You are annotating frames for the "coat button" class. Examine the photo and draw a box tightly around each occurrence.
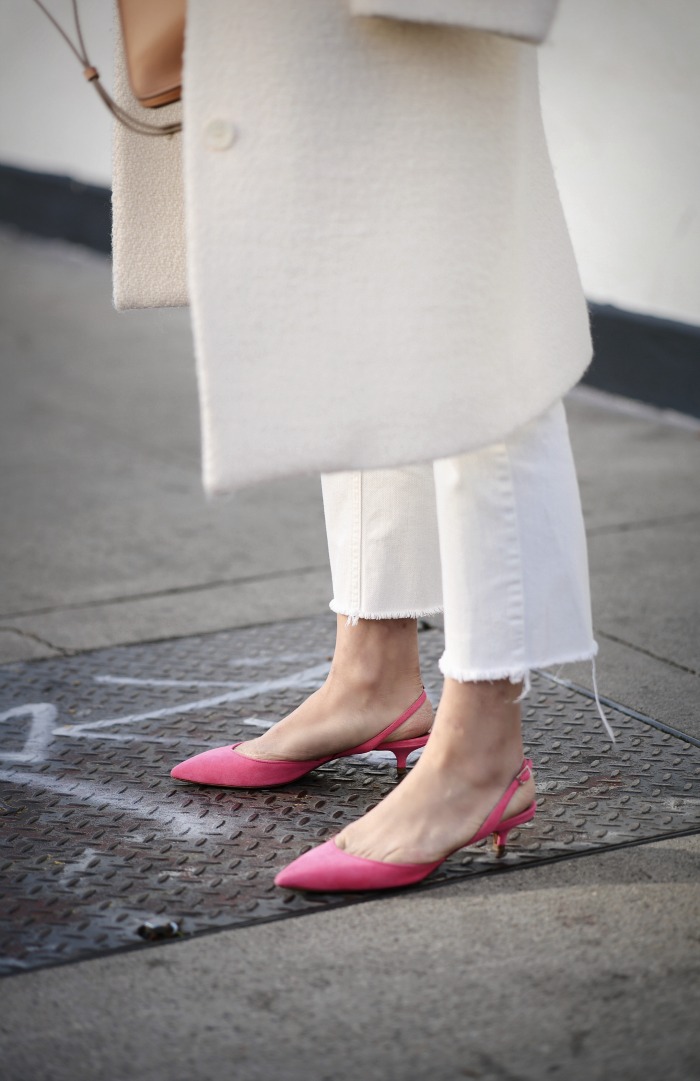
[204,118,237,151]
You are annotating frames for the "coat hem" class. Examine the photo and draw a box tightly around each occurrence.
[201,357,593,496]
[348,0,558,43]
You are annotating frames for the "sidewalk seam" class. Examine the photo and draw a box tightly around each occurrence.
[587,511,700,538]
[595,630,699,679]
[0,565,330,621]
[0,626,66,656]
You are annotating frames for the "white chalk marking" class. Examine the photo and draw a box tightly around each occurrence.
[60,730,212,747]
[52,662,330,737]
[94,675,248,690]
[0,703,58,762]
[0,769,225,841]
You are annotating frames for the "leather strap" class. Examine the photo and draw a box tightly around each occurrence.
[478,757,534,839]
[30,0,182,137]
[352,689,429,754]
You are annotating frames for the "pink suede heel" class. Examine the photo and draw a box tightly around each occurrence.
[376,736,429,776]
[274,758,536,892]
[170,690,429,787]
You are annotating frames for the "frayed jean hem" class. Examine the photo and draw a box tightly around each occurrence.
[437,642,599,685]
[329,600,444,627]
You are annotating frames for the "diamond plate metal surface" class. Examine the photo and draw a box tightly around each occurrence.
[0,615,698,975]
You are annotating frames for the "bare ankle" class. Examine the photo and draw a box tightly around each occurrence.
[328,615,423,697]
[428,677,524,779]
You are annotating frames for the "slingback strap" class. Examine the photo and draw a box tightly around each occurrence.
[346,689,428,756]
[30,0,182,137]
[515,760,533,786]
[476,758,534,841]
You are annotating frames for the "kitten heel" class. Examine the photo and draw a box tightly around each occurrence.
[377,735,431,777]
[491,799,538,859]
[392,746,411,776]
[492,828,509,859]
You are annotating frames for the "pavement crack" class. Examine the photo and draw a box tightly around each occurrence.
[0,564,330,621]
[587,510,700,537]
[596,630,699,677]
[0,625,67,655]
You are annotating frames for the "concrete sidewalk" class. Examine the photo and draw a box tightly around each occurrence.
[0,229,699,1080]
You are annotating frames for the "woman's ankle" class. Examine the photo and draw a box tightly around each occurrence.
[327,615,423,700]
[426,676,524,781]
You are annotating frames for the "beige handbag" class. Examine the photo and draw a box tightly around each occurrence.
[30,0,185,136]
[116,0,185,109]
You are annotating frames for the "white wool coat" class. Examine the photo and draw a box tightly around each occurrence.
[112,0,591,494]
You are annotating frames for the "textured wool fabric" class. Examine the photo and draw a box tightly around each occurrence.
[349,0,558,42]
[111,24,188,309]
[112,0,591,493]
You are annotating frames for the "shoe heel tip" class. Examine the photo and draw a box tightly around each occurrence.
[393,753,410,774]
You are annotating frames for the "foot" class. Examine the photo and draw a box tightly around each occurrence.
[237,682,432,762]
[334,678,536,864]
[236,616,433,763]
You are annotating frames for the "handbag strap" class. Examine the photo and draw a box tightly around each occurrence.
[30,0,182,137]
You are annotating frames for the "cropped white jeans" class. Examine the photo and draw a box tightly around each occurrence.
[321,400,598,690]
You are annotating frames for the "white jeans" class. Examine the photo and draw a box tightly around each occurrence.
[321,400,598,688]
